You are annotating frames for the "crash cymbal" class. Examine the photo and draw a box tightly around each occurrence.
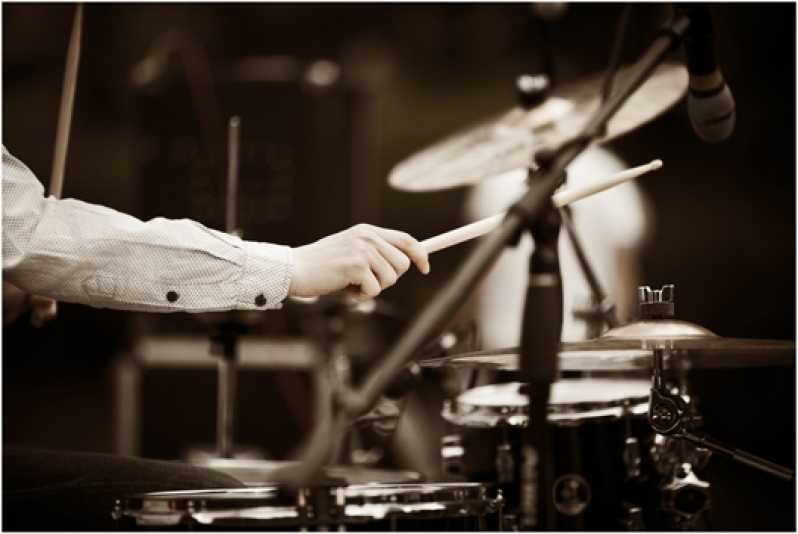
[419,319,795,371]
[389,61,687,191]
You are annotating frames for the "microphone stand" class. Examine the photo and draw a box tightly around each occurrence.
[517,201,562,530]
[283,8,696,515]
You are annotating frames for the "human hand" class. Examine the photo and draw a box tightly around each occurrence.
[2,281,58,327]
[289,224,430,301]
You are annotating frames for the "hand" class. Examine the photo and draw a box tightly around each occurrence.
[3,281,58,327]
[289,224,430,301]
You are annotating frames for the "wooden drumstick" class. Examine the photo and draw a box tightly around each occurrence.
[421,159,663,254]
[49,3,83,200]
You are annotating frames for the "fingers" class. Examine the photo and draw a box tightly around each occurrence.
[29,296,57,328]
[368,226,430,275]
[288,224,431,300]
[350,225,429,298]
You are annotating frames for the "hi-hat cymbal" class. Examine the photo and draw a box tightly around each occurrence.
[419,319,795,371]
[389,61,687,192]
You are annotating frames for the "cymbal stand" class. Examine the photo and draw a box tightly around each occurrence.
[211,322,247,458]
[212,116,244,459]
[560,205,620,339]
[639,292,795,528]
[648,375,795,482]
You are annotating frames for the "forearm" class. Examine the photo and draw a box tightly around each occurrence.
[2,148,293,313]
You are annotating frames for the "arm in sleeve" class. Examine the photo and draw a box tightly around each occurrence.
[2,146,292,312]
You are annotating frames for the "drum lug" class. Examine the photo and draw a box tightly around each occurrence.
[659,462,711,528]
[496,442,515,483]
[619,502,645,531]
[441,434,466,476]
[622,436,642,480]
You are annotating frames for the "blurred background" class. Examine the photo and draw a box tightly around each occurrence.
[2,3,794,530]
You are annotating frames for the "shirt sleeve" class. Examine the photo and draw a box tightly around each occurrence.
[2,146,293,313]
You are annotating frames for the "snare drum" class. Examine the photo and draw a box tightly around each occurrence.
[441,379,654,530]
[114,483,503,531]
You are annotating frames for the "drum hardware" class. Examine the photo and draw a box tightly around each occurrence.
[496,427,516,484]
[621,401,643,480]
[441,434,466,476]
[618,502,645,531]
[650,434,712,478]
[560,205,620,339]
[640,285,794,482]
[659,462,711,529]
[441,380,653,529]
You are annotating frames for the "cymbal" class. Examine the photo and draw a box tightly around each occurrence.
[389,61,687,191]
[419,346,654,372]
[565,319,796,369]
[419,319,795,371]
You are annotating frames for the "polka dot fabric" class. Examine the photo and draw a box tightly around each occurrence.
[2,146,292,312]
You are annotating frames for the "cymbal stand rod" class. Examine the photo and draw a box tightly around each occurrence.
[213,328,240,459]
[212,117,245,460]
[560,205,619,336]
[226,116,241,235]
[652,348,665,391]
[681,429,794,482]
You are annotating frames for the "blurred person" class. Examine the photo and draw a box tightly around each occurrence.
[393,146,651,481]
[2,145,430,531]
[464,145,649,350]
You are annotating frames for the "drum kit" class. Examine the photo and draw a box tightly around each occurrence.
[114,8,795,532]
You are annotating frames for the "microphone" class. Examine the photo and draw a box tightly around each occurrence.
[676,4,736,142]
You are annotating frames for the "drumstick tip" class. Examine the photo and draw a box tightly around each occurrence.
[649,159,663,170]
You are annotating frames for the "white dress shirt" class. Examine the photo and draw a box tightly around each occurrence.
[2,146,292,312]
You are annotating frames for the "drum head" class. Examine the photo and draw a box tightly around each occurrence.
[442,379,651,428]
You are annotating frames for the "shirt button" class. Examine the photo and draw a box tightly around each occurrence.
[254,294,267,307]
[166,291,179,303]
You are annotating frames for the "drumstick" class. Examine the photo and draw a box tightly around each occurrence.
[422,159,663,254]
[49,3,83,200]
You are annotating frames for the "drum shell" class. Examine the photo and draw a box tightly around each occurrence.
[442,380,659,530]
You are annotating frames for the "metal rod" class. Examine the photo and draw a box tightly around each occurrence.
[226,116,241,235]
[217,353,237,459]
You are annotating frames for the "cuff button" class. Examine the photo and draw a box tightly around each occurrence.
[254,294,267,307]
[166,291,179,302]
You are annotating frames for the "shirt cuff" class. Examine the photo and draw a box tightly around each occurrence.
[239,241,293,309]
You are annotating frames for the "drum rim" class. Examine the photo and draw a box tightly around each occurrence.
[114,482,504,527]
[442,380,651,428]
